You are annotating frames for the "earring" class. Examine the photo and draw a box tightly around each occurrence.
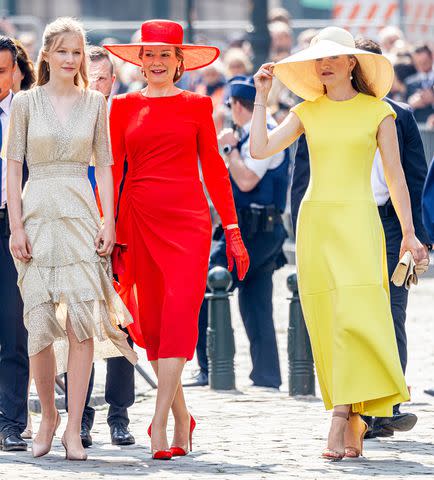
[177,65,180,75]
[350,74,353,80]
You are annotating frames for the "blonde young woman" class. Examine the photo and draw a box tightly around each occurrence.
[250,27,427,460]
[7,17,137,461]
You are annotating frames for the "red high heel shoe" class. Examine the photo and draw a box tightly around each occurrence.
[147,424,172,460]
[170,415,196,457]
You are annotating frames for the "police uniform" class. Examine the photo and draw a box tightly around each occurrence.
[196,77,289,388]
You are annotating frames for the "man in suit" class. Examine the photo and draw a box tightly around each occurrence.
[0,36,29,452]
[290,39,431,439]
[64,46,136,448]
[405,45,434,124]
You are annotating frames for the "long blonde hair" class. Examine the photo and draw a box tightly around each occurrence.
[36,17,88,88]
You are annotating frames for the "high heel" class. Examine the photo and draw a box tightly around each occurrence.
[344,413,368,458]
[61,434,88,461]
[147,423,172,460]
[32,411,61,458]
[322,411,348,462]
[22,414,33,439]
[170,415,196,457]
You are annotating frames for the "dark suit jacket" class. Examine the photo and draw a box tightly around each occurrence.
[290,97,430,244]
[422,157,434,241]
[405,71,434,123]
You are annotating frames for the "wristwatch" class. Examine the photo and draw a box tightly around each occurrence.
[223,144,236,155]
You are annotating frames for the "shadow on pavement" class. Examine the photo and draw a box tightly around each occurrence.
[0,447,280,476]
[307,458,434,477]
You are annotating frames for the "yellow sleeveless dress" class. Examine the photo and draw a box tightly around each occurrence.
[292,93,409,417]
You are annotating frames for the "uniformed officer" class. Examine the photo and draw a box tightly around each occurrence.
[186,76,289,388]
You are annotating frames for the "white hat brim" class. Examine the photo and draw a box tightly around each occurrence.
[274,40,394,101]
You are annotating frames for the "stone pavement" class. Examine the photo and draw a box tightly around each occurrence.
[1,265,434,479]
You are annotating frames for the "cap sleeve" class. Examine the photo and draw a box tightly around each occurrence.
[376,100,397,129]
[289,101,307,125]
[7,91,29,163]
[92,92,113,167]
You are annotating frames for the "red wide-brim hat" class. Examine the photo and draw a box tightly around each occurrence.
[104,20,220,71]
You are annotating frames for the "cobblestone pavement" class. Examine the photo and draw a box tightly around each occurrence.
[1,265,433,479]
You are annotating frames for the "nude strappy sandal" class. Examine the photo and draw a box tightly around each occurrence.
[322,411,348,461]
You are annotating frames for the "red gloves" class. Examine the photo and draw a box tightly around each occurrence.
[224,227,250,281]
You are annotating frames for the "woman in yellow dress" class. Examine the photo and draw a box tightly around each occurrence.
[250,27,427,460]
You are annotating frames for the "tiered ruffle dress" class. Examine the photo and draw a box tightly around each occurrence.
[7,87,137,373]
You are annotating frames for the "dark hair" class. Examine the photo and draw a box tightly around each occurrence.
[413,44,432,57]
[355,38,382,55]
[349,57,377,97]
[13,39,35,90]
[87,45,114,75]
[138,46,185,83]
[0,35,17,64]
[344,39,380,97]
[232,96,254,112]
[394,62,417,83]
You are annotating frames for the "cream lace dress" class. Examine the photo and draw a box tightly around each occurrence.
[7,86,138,373]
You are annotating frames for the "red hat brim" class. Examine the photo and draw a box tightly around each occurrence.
[103,43,220,71]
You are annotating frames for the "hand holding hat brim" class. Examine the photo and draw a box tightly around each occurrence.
[273,39,394,101]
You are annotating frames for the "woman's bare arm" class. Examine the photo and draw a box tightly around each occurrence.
[250,109,304,159]
[378,115,426,262]
[249,62,304,159]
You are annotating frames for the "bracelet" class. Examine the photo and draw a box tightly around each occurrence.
[254,102,266,108]
[224,224,239,230]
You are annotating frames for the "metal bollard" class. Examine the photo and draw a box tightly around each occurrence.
[287,273,315,396]
[205,266,236,390]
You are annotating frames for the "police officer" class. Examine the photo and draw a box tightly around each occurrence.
[187,76,289,388]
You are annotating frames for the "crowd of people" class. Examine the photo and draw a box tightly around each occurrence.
[0,5,433,468]
[3,10,434,133]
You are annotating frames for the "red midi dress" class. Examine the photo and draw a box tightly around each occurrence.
[109,90,237,361]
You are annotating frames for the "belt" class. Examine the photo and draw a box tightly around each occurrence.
[237,205,282,236]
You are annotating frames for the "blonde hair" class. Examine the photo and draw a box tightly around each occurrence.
[223,48,253,76]
[36,17,88,88]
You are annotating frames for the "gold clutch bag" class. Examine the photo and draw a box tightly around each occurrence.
[391,251,429,290]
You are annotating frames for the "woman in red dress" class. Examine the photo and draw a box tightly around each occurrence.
[104,20,249,459]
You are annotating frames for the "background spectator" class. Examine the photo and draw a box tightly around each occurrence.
[223,48,253,78]
[12,39,36,92]
[378,26,405,55]
[406,45,434,124]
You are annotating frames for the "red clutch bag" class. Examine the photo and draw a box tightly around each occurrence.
[111,242,128,276]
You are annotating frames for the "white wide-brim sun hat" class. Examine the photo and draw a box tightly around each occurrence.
[273,27,394,101]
